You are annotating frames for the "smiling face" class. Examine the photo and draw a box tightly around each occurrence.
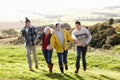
[44,28,51,36]
[55,23,61,31]
[25,22,31,28]
[75,24,81,30]
[75,21,81,30]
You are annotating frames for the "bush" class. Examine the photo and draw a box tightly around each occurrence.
[89,22,117,49]
[61,23,71,30]
[108,18,114,25]
[98,24,108,30]
[106,34,120,46]
[0,36,2,39]
[1,29,18,36]
[102,44,111,49]
[37,23,71,34]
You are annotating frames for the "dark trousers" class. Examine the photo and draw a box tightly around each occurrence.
[42,49,53,65]
[57,50,68,66]
[76,46,87,70]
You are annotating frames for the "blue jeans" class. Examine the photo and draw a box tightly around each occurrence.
[42,49,53,65]
[57,50,68,66]
[76,46,87,69]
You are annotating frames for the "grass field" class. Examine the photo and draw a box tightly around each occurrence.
[0,45,120,80]
[117,31,120,35]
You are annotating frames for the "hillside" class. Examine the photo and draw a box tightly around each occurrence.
[0,45,120,80]
[0,22,23,31]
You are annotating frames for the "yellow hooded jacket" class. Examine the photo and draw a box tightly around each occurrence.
[50,29,74,53]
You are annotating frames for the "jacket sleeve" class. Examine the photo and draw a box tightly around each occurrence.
[50,34,55,48]
[21,29,25,37]
[34,28,38,39]
[65,29,74,42]
[85,28,92,45]
[71,30,77,40]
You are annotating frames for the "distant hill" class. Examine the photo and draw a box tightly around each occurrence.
[0,22,23,31]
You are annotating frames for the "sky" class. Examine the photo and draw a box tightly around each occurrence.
[0,0,120,22]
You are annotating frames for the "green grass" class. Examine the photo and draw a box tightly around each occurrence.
[0,45,120,80]
[117,31,120,35]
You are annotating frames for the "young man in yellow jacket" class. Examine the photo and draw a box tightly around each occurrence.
[49,23,75,73]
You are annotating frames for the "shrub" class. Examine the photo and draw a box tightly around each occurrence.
[37,23,71,34]
[1,29,18,36]
[89,22,117,49]
[102,44,111,50]
[106,34,120,46]
[108,18,114,25]
[0,36,2,39]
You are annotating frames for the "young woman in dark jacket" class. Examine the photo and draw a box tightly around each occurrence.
[39,27,53,73]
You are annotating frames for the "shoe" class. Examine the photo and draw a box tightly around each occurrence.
[29,67,33,71]
[48,64,53,73]
[35,65,38,69]
[65,64,68,70]
[83,66,86,71]
[74,69,79,74]
[59,66,64,73]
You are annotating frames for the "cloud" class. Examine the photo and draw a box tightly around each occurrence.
[91,12,119,17]
[18,10,64,19]
[44,15,64,19]
[104,6,120,10]
[27,12,64,19]
[76,16,108,21]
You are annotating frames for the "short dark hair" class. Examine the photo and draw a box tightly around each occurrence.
[25,17,30,23]
[75,21,81,25]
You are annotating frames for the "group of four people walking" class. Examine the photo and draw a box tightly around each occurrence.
[21,18,92,74]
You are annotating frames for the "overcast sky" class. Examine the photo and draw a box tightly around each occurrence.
[0,0,120,21]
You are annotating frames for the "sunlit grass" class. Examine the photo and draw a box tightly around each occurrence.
[117,31,120,35]
[0,45,120,80]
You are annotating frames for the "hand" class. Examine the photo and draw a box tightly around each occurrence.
[34,39,37,44]
[74,40,78,44]
[82,43,86,47]
[47,45,52,50]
